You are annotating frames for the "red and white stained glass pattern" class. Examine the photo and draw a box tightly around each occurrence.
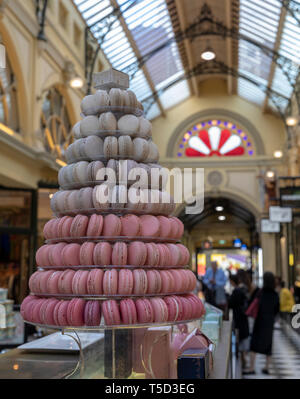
[177,120,254,157]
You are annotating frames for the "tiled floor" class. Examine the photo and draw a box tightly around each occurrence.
[243,322,300,379]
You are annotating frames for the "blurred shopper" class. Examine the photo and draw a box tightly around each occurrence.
[279,281,295,323]
[243,271,279,375]
[203,261,227,311]
[229,274,250,370]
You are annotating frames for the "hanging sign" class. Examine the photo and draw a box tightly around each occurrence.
[0,304,6,328]
[269,206,292,223]
[261,219,280,233]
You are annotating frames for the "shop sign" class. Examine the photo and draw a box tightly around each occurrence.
[261,219,280,233]
[269,206,292,223]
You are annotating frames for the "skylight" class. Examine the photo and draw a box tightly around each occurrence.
[238,0,282,107]
[74,0,190,119]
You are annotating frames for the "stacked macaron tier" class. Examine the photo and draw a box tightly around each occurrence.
[43,214,183,243]
[29,268,196,296]
[21,293,205,326]
[21,78,204,328]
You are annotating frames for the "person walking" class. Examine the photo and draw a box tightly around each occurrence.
[243,271,279,375]
[279,281,295,323]
[202,261,227,311]
[229,274,250,370]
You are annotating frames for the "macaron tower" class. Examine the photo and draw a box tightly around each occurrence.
[21,69,205,328]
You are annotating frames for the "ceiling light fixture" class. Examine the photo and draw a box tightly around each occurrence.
[201,44,215,61]
[274,150,283,158]
[286,116,298,126]
[218,215,226,221]
[70,77,84,89]
[216,206,224,212]
[266,170,275,179]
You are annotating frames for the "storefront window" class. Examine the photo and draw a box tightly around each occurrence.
[0,57,19,132]
[40,87,73,161]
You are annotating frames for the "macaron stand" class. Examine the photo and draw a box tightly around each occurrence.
[18,69,225,379]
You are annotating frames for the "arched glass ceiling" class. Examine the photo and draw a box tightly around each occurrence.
[75,0,300,119]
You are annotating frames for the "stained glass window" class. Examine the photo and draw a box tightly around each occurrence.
[177,119,254,157]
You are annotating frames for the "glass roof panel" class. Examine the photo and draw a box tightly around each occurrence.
[271,6,300,100]
[238,0,282,108]
[146,102,161,120]
[159,80,190,110]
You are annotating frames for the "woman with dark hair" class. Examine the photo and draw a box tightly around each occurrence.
[243,271,279,375]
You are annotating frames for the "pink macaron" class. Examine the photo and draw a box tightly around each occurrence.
[145,243,160,267]
[29,271,42,293]
[179,296,193,320]
[128,242,147,266]
[120,299,137,324]
[166,244,181,267]
[30,299,45,324]
[157,216,171,238]
[133,269,148,295]
[120,214,141,237]
[46,271,62,294]
[20,296,36,319]
[135,298,154,323]
[160,270,174,293]
[171,217,184,239]
[164,296,183,321]
[44,298,60,325]
[43,219,57,239]
[86,214,103,237]
[58,269,76,294]
[84,301,101,326]
[39,270,55,293]
[118,269,133,295]
[93,242,112,265]
[60,216,73,238]
[87,269,104,295]
[35,245,51,267]
[102,214,121,236]
[168,269,182,293]
[49,243,67,266]
[112,242,128,265]
[72,270,89,295]
[103,269,118,295]
[67,298,86,326]
[56,300,70,326]
[80,242,95,265]
[150,297,169,322]
[62,243,81,266]
[146,270,161,294]
[70,214,89,237]
[102,300,121,325]
[177,244,190,265]
[139,215,161,237]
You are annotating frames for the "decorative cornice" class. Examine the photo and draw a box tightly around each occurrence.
[0,129,60,171]
[159,156,283,169]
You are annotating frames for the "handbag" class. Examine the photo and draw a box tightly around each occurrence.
[245,291,261,319]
